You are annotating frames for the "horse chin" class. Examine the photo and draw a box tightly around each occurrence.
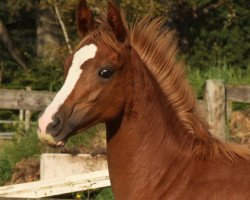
[37,130,68,148]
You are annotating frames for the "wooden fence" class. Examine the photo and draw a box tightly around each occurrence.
[0,79,250,140]
[0,86,53,138]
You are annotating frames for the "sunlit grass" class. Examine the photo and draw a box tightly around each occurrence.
[0,124,100,185]
[188,65,250,98]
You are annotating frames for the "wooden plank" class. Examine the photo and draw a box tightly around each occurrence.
[40,153,108,180]
[0,89,55,111]
[0,120,36,125]
[19,110,24,121]
[226,84,250,103]
[0,132,15,139]
[0,120,19,124]
[0,132,15,136]
[24,87,32,130]
[226,100,233,122]
[0,170,110,198]
[204,80,227,140]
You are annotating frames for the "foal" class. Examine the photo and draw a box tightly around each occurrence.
[38,1,250,199]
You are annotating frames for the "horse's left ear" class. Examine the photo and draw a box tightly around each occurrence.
[107,0,126,43]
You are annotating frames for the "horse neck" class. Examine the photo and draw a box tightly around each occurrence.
[106,50,195,198]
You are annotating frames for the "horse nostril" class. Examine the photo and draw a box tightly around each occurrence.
[51,117,61,128]
[46,115,63,136]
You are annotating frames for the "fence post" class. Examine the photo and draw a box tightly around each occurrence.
[226,100,233,123]
[25,86,32,130]
[19,110,24,121]
[204,79,227,140]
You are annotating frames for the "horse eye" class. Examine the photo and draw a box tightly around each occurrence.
[98,68,113,79]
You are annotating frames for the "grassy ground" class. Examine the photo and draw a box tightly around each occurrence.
[0,140,11,150]
[0,124,98,186]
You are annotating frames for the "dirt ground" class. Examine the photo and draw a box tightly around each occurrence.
[7,110,250,185]
[5,158,40,185]
[230,109,250,146]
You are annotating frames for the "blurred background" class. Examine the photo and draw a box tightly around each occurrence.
[0,0,249,199]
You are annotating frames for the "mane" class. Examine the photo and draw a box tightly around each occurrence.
[129,17,250,163]
[82,12,250,163]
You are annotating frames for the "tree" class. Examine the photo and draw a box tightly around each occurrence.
[36,0,63,60]
[0,19,27,70]
[0,0,248,90]
[165,0,250,68]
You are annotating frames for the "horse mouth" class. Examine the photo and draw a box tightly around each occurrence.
[37,129,68,148]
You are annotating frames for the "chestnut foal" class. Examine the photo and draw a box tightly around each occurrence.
[38,1,250,199]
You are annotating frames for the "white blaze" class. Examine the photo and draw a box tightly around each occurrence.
[38,44,97,133]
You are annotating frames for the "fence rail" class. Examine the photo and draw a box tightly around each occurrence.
[0,89,54,111]
[0,132,15,139]
[226,84,250,103]
[0,170,110,198]
[0,79,250,140]
[0,120,36,139]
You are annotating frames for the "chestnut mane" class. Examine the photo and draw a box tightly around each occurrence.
[130,17,250,163]
[78,12,250,163]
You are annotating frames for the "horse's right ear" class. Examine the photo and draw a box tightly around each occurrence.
[76,0,94,37]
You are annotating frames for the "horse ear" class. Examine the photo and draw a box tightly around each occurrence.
[77,0,94,36]
[107,0,126,42]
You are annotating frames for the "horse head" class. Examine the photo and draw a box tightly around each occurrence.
[38,0,131,147]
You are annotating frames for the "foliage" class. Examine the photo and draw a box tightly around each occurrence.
[188,64,250,98]
[74,187,114,200]
[166,0,250,68]
[0,0,36,71]
[95,187,114,200]
[120,0,167,20]
[0,124,98,185]
[188,64,250,111]
[0,126,42,185]
[0,0,249,90]
[0,159,11,185]
[66,126,99,149]
[0,127,42,168]
[0,110,18,132]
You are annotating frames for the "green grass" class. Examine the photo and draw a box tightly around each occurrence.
[0,159,11,185]
[188,65,250,98]
[73,187,114,200]
[95,188,114,200]
[0,124,98,185]
[66,126,99,149]
[0,125,42,163]
[0,140,11,150]
[188,65,250,110]
[0,126,42,185]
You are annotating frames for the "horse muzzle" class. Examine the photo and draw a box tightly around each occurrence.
[37,129,66,148]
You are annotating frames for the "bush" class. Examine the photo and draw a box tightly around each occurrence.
[0,124,99,185]
[74,187,114,200]
[188,65,250,98]
[95,188,114,200]
[0,159,11,185]
[0,126,42,185]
